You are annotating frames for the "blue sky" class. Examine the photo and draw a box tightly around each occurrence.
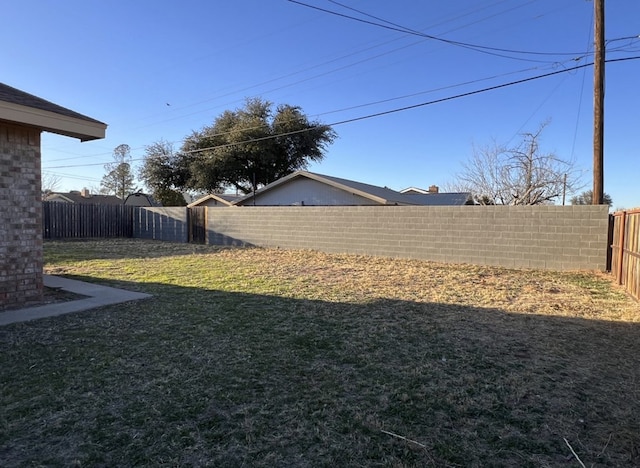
[4,0,639,208]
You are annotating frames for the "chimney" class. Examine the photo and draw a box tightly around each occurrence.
[428,185,439,194]
[81,187,91,198]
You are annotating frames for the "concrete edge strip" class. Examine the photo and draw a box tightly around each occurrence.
[0,275,152,326]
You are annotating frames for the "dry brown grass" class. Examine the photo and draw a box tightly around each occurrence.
[1,239,639,466]
[210,247,638,320]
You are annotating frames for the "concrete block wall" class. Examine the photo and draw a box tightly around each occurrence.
[0,122,43,310]
[206,205,610,270]
[133,207,189,243]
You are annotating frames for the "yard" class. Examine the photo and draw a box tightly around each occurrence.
[1,239,639,466]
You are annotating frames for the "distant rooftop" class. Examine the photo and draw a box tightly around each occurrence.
[44,191,123,205]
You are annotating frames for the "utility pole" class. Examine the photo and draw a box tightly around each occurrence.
[593,0,605,204]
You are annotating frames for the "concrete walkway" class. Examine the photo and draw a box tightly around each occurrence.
[0,275,152,326]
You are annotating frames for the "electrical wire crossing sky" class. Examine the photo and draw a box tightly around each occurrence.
[3,0,639,208]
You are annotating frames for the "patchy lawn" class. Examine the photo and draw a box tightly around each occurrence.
[1,239,639,466]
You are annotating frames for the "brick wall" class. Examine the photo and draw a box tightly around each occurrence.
[0,122,43,310]
[206,205,610,270]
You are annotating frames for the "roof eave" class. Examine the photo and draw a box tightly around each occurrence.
[235,171,399,206]
[47,194,74,203]
[188,194,234,207]
[0,101,106,141]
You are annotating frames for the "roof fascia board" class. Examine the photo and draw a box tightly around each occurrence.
[0,101,106,141]
[188,194,234,207]
[235,171,391,206]
[48,194,74,203]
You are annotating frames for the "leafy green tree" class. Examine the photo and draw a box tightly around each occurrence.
[139,140,187,206]
[100,144,137,200]
[570,190,612,207]
[178,98,336,194]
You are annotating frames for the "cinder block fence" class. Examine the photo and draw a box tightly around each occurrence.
[205,205,610,271]
[40,204,611,272]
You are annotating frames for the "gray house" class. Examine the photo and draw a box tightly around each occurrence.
[234,171,471,207]
[0,83,106,310]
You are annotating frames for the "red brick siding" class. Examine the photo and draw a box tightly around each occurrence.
[0,122,43,310]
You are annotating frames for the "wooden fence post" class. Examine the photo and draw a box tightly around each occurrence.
[606,214,614,272]
[617,211,626,285]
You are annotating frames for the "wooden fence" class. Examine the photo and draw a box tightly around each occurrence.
[188,206,206,244]
[43,202,134,239]
[610,208,640,301]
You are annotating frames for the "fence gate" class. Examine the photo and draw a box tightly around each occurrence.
[610,209,640,301]
[188,207,207,244]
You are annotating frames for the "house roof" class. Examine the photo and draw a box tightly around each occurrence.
[313,173,416,205]
[0,83,106,141]
[400,192,472,206]
[400,187,430,194]
[188,193,240,208]
[235,171,417,206]
[44,192,123,205]
[235,171,472,207]
[124,193,162,207]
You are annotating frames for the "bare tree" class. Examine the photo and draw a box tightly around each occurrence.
[41,172,61,196]
[455,122,582,205]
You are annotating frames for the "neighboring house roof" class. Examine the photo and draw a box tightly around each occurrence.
[217,193,242,202]
[400,187,430,194]
[400,192,472,206]
[0,82,106,141]
[124,193,162,207]
[188,193,240,208]
[44,192,123,205]
[313,173,415,205]
[233,171,469,206]
[235,171,418,206]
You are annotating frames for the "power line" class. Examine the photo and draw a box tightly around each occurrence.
[105,4,587,142]
[134,7,636,139]
[328,64,595,126]
[42,56,640,169]
[570,5,595,161]
[166,57,640,156]
[46,36,635,165]
[42,170,101,182]
[130,5,538,132]
[39,63,576,168]
[130,0,527,129]
[315,65,542,117]
[287,0,595,59]
[47,64,553,164]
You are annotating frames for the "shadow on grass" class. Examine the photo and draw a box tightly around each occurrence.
[43,238,237,263]
[1,276,639,467]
